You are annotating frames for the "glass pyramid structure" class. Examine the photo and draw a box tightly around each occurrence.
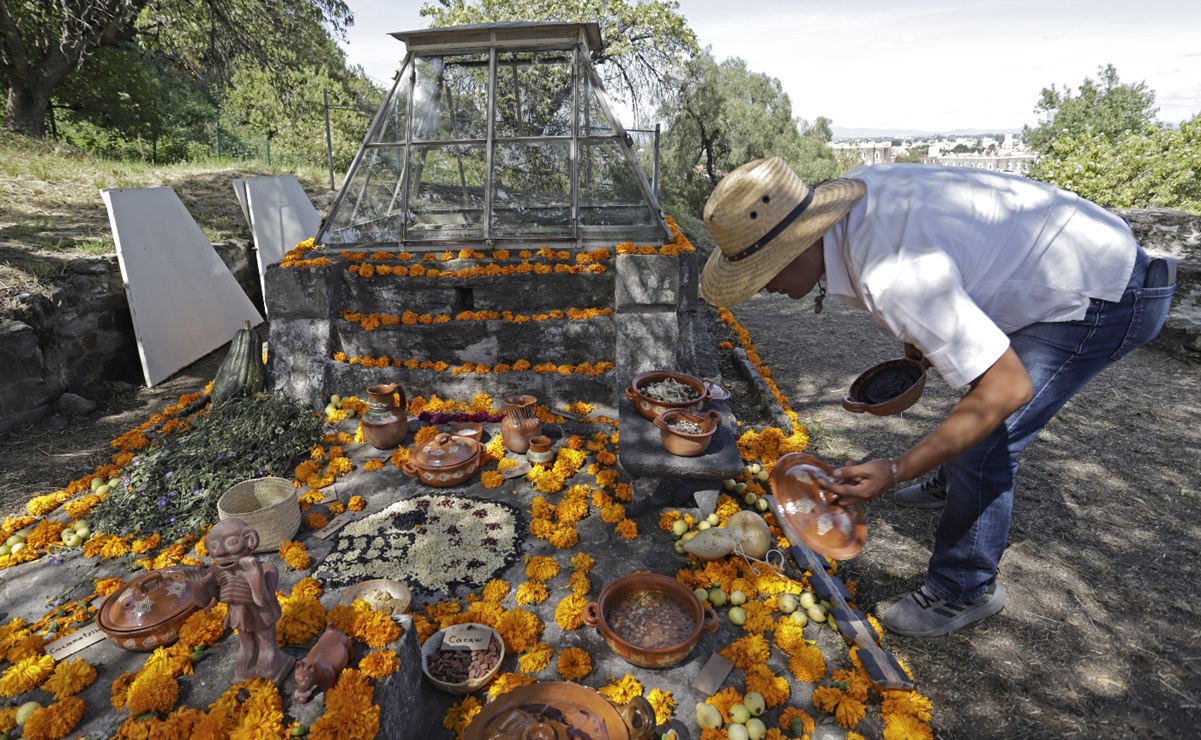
[318,22,670,248]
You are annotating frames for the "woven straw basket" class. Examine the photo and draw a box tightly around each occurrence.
[216,477,301,553]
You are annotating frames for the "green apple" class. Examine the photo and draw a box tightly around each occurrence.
[695,587,710,603]
[708,588,727,607]
[723,479,737,491]
[799,591,817,609]
[755,498,769,512]
[729,590,746,606]
[807,604,827,623]
[743,492,758,505]
[756,469,770,482]
[735,482,748,494]
[90,477,105,491]
[674,541,686,554]
[727,723,749,740]
[697,520,711,531]
[695,703,722,730]
[63,533,82,548]
[790,610,808,626]
[706,513,720,526]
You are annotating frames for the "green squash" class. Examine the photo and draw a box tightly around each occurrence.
[212,321,266,405]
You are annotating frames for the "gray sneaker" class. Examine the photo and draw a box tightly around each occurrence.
[881,582,1007,637]
[895,477,947,509]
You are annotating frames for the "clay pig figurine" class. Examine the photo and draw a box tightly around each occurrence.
[293,625,354,703]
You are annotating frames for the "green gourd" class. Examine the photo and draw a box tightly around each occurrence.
[212,321,266,405]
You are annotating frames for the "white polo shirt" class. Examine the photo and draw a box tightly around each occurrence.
[824,164,1137,388]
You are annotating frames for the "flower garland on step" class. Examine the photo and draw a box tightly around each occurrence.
[338,306,613,331]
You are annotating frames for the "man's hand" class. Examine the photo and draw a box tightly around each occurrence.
[827,458,895,505]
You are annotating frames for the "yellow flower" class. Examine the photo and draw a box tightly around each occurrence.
[524,555,560,581]
[518,642,553,674]
[358,650,400,679]
[720,633,771,671]
[310,669,379,740]
[481,579,510,603]
[788,643,827,683]
[600,502,626,523]
[598,674,643,704]
[348,495,366,511]
[486,671,536,700]
[306,513,329,530]
[41,658,97,700]
[556,647,592,681]
[553,594,587,631]
[480,471,504,489]
[110,672,135,710]
[812,686,866,730]
[0,707,15,734]
[570,552,595,573]
[126,671,179,715]
[778,706,815,735]
[745,664,790,707]
[833,668,871,701]
[647,687,676,726]
[705,686,744,723]
[494,608,543,654]
[567,571,591,597]
[547,526,579,549]
[615,519,638,539]
[22,696,86,740]
[883,713,934,740]
[180,603,228,647]
[442,695,482,734]
[881,689,934,722]
[515,581,549,605]
[0,653,55,697]
[279,540,311,570]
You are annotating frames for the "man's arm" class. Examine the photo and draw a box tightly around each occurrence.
[826,346,1034,504]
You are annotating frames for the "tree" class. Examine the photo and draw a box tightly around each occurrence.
[0,0,353,137]
[419,0,697,121]
[1024,64,1158,155]
[657,47,839,216]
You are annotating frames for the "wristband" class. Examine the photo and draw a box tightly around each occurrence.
[888,458,899,488]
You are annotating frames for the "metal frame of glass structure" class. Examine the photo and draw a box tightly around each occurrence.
[317,22,671,248]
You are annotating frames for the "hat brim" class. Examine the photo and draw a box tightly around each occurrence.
[701,178,866,307]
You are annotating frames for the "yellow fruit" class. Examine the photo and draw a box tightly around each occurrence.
[807,604,827,623]
[708,588,727,607]
[697,520,711,531]
[706,513,720,526]
[778,594,798,614]
[729,590,746,606]
[96,484,111,496]
[799,591,817,609]
[743,692,765,717]
[728,606,747,626]
[16,701,42,725]
[90,477,104,491]
[672,520,689,537]
[745,718,767,739]
[695,588,710,603]
[727,723,749,740]
[73,520,89,532]
[729,703,751,724]
[695,703,722,730]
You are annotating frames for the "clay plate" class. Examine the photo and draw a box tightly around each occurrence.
[842,358,928,416]
[463,681,656,740]
[769,453,867,559]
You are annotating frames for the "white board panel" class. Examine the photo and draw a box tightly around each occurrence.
[244,176,321,310]
[232,178,251,226]
[102,187,264,387]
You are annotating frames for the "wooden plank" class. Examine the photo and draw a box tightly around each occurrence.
[102,187,264,387]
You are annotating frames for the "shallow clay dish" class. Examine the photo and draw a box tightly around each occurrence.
[463,682,656,740]
[653,409,722,457]
[420,623,504,694]
[583,572,718,668]
[770,453,867,559]
[842,357,928,415]
[339,578,411,615]
[450,422,483,442]
[625,370,711,421]
[97,566,203,651]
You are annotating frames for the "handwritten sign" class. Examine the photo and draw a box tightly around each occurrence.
[501,460,532,479]
[442,624,492,651]
[313,511,363,540]
[46,622,106,660]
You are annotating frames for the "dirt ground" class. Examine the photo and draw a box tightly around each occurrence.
[3,291,1199,739]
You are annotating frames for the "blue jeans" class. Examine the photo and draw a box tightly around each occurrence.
[925,248,1175,603]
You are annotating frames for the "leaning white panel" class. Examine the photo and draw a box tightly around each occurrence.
[244,175,321,311]
[102,187,264,387]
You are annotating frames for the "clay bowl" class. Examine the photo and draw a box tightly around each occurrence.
[583,573,718,669]
[97,566,204,651]
[842,358,928,416]
[770,453,867,560]
[653,409,722,457]
[625,370,711,421]
[401,433,482,487]
[339,578,411,615]
[449,422,483,443]
[420,623,504,694]
[463,682,656,740]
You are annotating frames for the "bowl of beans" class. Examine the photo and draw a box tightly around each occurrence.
[583,573,718,668]
[421,623,505,694]
[652,409,722,457]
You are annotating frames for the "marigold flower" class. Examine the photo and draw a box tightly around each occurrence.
[306,513,329,530]
[279,541,311,570]
[598,674,643,704]
[883,713,934,740]
[813,685,865,729]
[518,642,553,674]
[556,647,592,681]
[441,695,482,735]
[705,686,744,723]
[524,555,560,581]
[552,594,587,631]
[548,526,579,548]
[515,581,549,605]
[126,671,179,715]
[481,579,511,604]
[494,608,543,654]
[646,687,676,726]
[358,649,400,679]
[41,658,97,700]
[615,519,638,539]
[180,603,228,648]
[22,695,86,740]
[0,653,54,697]
[881,689,934,722]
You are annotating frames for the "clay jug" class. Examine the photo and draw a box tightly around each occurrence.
[361,383,409,450]
[501,394,541,454]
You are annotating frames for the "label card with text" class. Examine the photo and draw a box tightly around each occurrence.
[46,622,106,660]
[501,460,532,479]
[313,510,363,540]
[442,623,492,651]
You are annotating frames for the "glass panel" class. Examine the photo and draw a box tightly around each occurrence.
[411,53,489,141]
[578,67,614,137]
[407,144,486,239]
[490,142,572,237]
[578,138,654,227]
[494,50,573,138]
[323,147,405,244]
[377,63,411,144]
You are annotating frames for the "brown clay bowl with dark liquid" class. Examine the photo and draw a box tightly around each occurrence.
[625,370,711,421]
[842,357,928,416]
[583,573,718,669]
[770,453,868,560]
[652,409,722,457]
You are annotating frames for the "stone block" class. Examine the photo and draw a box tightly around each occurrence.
[54,392,97,417]
[678,250,700,312]
[675,311,698,376]
[0,320,44,380]
[268,318,333,409]
[617,398,744,487]
[615,311,678,381]
[266,262,335,319]
[615,254,679,310]
[473,272,614,312]
[378,615,442,737]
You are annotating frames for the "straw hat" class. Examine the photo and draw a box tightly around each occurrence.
[700,157,866,307]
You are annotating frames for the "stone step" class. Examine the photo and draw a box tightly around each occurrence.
[617,397,744,482]
[334,316,615,368]
[321,358,617,409]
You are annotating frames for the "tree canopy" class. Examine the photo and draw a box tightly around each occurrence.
[1024,64,1158,154]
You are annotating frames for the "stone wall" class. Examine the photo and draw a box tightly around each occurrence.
[1116,208,1201,355]
[0,241,261,436]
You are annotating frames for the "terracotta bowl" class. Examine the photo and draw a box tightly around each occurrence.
[463,682,656,740]
[97,566,204,651]
[401,433,482,487]
[842,358,928,416]
[449,422,483,442]
[583,573,718,669]
[420,623,504,694]
[625,370,711,421]
[770,453,867,560]
[653,409,722,457]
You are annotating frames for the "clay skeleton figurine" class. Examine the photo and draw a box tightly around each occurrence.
[187,518,295,685]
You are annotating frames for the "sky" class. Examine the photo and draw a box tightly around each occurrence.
[338,0,1201,134]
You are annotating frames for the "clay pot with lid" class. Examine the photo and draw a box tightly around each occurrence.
[653,409,722,457]
[361,382,409,449]
[402,433,482,487]
[463,681,655,740]
[501,394,541,453]
[770,453,867,559]
[97,566,204,651]
[625,370,711,421]
[583,572,718,669]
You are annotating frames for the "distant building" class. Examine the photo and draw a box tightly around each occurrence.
[923,151,1038,175]
[830,142,895,166]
